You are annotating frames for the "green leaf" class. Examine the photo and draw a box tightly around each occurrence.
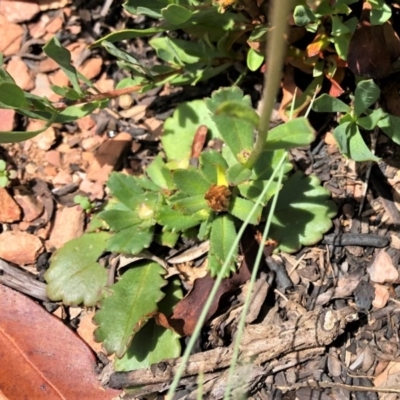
[0,176,8,188]
[377,114,400,145]
[173,169,210,196]
[0,160,6,171]
[333,122,379,161]
[252,149,292,180]
[161,4,192,25]
[90,26,170,48]
[114,278,182,371]
[228,196,261,225]
[227,163,252,185]
[94,261,166,358]
[331,15,350,36]
[155,229,179,248]
[157,206,203,231]
[268,172,336,253]
[171,194,209,215]
[215,100,260,128]
[146,155,173,190]
[0,82,30,109]
[43,37,82,94]
[293,5,316,26]
[354,79,380,117]
[0,112,57,143]
[199,151,228,184]
[50,86,82,100]
[209,214,237,276]
[369,0,391,24]
[356,108,385,130]
[124,0,170,18]
[106,173,144,209]
[162,99,217,166]
[312,94,350,113]
[98,202,143,231]
[238,179,281,204]
[265,118,315,151]
[105,226,155,254]
[206,87,254,163]
[45,233,109,306]
[246,48,264,72]
[56,102,99,123]
[150,37,221,66]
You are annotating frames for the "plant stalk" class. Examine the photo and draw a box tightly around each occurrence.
[245,0,293,169]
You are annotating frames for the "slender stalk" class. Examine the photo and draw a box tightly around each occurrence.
[223,152,287,399]
[245,0,294,169]
[166,151,288,399]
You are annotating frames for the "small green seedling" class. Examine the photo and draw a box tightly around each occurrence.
[0,160,17,188]
[313,79,400,162]
[74,194,94,213]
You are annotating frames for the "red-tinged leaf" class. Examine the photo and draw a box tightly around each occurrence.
[190,124,208,160]
[0,285,120,399]
[306,32,329,58]
[327,68,345,97]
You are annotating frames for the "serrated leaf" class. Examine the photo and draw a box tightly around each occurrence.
[227,163,252,185]
[106,173,144,208]
[205,87,254,162]
[98,202,142,230]
[268,172,336,253]
[173,169,210,195]
[333,122,379,161]
[208,214,237,276]
[155,229,179,247]
[161,4,192,25]
[171,194,209,215]
[354,79,380,117]
[43,37,82,94]
[265,118,315,150]
[0,82,30,109]
[246,48,264,72]
[106,225,155,254]
[162,100,217,166]
[215,100,260,128]
[238,179,282,204]
[252,149,292,180]
[146,155,174,190]
[199,151,228,184]
[114,277,182,371]
[157,206,203,231]
[45,233,109,306]
[94,261,166,358]
[228,196,261,225]
[312,94,350,113]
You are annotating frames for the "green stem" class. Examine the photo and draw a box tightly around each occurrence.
[245,0,294,169]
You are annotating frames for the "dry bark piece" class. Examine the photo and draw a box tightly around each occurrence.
[0,231,43,265]
[0,188,21,223]
[0,285,119,399]
[110,307,358,389]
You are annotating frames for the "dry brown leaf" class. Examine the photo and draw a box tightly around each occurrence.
[368,249,399,284]
[0,285,119,399]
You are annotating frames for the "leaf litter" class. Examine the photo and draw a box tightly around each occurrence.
[2,1,400,399]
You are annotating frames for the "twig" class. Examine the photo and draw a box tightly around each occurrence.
[276,379,400,394]
[0,259,48,302]
[322,233,389,247]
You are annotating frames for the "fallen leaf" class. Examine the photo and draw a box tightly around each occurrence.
[0,285,119,399]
